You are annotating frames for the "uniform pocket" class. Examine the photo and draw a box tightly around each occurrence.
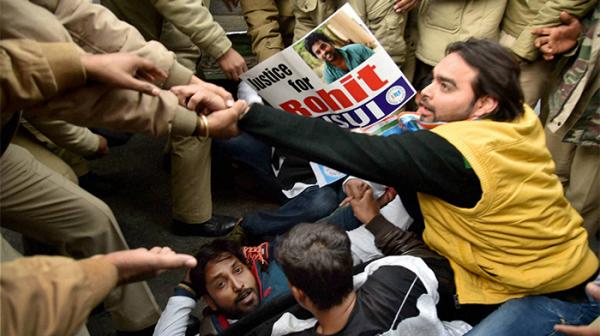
[421,0,466,33]
[366,1,407,64]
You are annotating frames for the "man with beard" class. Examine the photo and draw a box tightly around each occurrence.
[153,239,289,335]
[304,32,374,84]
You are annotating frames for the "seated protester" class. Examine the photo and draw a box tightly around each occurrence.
[213,132,350,242]
[153,239,289,336]
[274,219,471,335]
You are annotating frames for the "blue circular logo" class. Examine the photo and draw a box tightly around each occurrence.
[385,86,406,105]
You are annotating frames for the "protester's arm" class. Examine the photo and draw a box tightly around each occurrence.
[511,0,596,61]
[0,247,196,336]
[152,295,197,336]
[240,0,285,62]
[149,0,247,80]
[237,104,481,208]
[153,269,198,336]
[346,185,434,257]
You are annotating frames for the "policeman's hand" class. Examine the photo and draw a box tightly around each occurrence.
[97,247,197,285]
[532,11,582,61]
[81,53,166,96]
[394,0,420,13]
[350,187,380,224]
[217,48,248,81]
[170,81,234,114]
[206,100,248,139]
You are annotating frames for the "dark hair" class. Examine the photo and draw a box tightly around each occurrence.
[276,223,353,310]
[189,239,245,296]
[445,38,524,122]
[304,32,333,59]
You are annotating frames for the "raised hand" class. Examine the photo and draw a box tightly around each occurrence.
[349,187,381,224]
[96,247,197,285]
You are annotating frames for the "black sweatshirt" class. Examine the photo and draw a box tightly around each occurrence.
[240,104,482,227]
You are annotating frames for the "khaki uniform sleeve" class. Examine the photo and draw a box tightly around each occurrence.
[150,0,232,60]
[512,0,598,61]
[0,256,118,336]
[292,0,342,41]
[30,0,193,88]
[0,39,85,124]
[10,0,198,136]
[20,117,100,156]
[241,0,286,62]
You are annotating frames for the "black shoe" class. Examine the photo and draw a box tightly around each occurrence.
[172,215,237,237]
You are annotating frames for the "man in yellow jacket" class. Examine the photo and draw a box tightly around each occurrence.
[179,38,599,324]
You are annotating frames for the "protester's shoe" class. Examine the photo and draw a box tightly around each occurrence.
[224,218,246,244]
[172,215,236,237]
[243,242,270,265]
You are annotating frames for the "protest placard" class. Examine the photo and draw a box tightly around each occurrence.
[241,3,416,186]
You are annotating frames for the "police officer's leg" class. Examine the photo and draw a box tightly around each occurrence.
[0,144,160,331]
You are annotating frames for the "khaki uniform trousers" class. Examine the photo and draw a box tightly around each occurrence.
[545,129,600,256]
[0,145,160,331]
[102,0,215,224]
[161,24,214,224]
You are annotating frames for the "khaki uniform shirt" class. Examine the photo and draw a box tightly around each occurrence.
[0,256,118,336]
[241,0,295,62]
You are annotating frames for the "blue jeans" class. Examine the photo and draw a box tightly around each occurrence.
[242,184,346,236]
[466,296,600,336]
[318,204,363,231]
[213,133,346,237]
[213,132,285,203]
